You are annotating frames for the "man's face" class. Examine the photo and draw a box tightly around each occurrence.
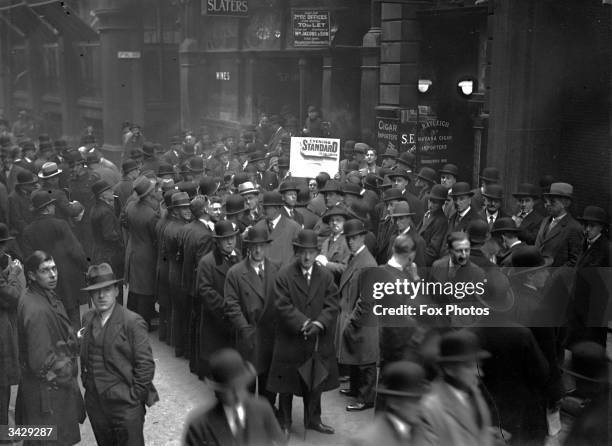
[386,199,402,215]
[394,215,412,232]
[179,207,193,222]
[218,236,236,255]
[283,191,297,207]
[428,199,443,212]
[249,243,266,263]
[585,222,603,240]
[259,115,269,128]
[483,197,501,214]
[297,248,318,270]
[308,110,318,120]
[28,260,58,290]
[308,180,317,191]
[90,284,118,313]
[244,193,259,211]
[264,205,280,220]
[208,202,222,222]
[346,234,365,254]
[353,152,365,163]
[219,153,229,164]
[544,197,565,217]
[329,216,345,234]
[440,174,456,188]
[517,197,535,214]
[365,150,377,165]
[381,157,395,169]
[445,361,479,389]
[392,177,408,191]
[324,192,342,208]
[450,239,471,266]
[453,194,471,213]
[256,161,266,172]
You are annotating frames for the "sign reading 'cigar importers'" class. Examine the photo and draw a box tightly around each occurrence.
[290,137,340,178]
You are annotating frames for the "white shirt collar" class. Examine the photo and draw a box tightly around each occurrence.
[387,257,403,270]
[222,403,245,436]
[98,303,116,327]
[270,213,282,229]
[509,239,522,248]
[458,206,471,218]
[588,233,602,245]
[552,213,567,222]
[353,245,365,256]
[400,226,411,235]
[301,265,314,276]
[386,413,412,440]
[199,217,215,231]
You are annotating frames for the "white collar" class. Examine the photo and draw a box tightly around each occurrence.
[552,213,567,222]
[387,257,403,270]
[301,265,314,276]
[588,233,602,245]
[509,239,522,248]
[270,213,282,229]
[98,303,116,327]
[458,206,471,218]
[199,217,215,231]
[353,245,365,256]
[399,226,411,235]
[386,413,412,440]
[222,403,245,435]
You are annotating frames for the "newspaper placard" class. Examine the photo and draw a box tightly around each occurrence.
[289,136,340,178]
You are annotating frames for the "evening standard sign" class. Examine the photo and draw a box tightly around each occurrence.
[289,137,339,178]
[292,10,330,47]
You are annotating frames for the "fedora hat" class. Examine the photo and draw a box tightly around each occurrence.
[349,201,371,222]
[438,163,459,177]
[383,188,407,203]
[448,182,474,197]
[38,162,62,179]
[562,341,610,383]
[381,148,399,159]
[319,180,344,195]
[91,179,111,197]
[157,163,175,178]
[479,167,501,183]
[437,330,490,363]
[30,190,56,211]
[388,169,411,181]
[121,159,139,175]
[343,219,368,238]
[238,181,259,196]
[482,184,504,201]
[279,180,299,193]
[133,176,155,199]
[428,184,449,202]
[15,170,38,187]
[467,219,490,245]
[577,206,607,225]
[82,263,123,291]
[292,229,319,249]
[509,245,553,276]
[206,349,256,392]
[244,226,272,244]
[224,194,248,216]
[342,182,362,197]
[262,191,284,207]
[543,182,573,199]
[169,191,191,208]
[416,167,437,184]
[188,157,205,173]
[353,142,368,154]
[213,220,239,238]
[491,217,520,234]
[396,151,416,168]
[377,361,429,398]
[198,177,220,197]
[391,201,415,217]
[512,183,539,198]
[0,223,15,243]
[322,206,350,224]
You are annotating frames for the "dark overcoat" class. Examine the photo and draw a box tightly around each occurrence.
[266,261,340,395]
[534,214,583,267]
[516,210,544,245]
[296,206,319,230]
[179,219,214,297]
[253,215,300,265]
[112,178,134,211]
[0,263,24,387]
[418,208,449,266]
[16,285,85,446]
[154,215,171,308]
[90,199,124,275]
[224,258,281,372]
[8,188,33,239]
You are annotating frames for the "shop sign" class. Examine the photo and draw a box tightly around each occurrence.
[417,119,451,168]
[376,116,399,153]
[117,51,141,59]
[202,0,248,17]
[292,9,330,47]
[290,136,339,178]
[215,71,231,80]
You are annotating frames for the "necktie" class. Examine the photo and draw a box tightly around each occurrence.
[547,218,557,234]
[257,266,264,282]
[488,215,495,226]
[304,271,310,286]
[230,406,244,438]
[347,254,354,264]
[466,388,483,429]
[92,315,102,339]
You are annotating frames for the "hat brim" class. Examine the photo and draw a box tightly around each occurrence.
[0,235,15,243]
[205,364,256,392]
[511,193,539,198]
[262,202,284,207]
[344,229,368,238]
[577,216,608,225]
[542,192,572,199]
[292,242,319,249]
[322,213,350,224]
[416,175,436,184]
[239,189,259,196]
[481,194,503,201]
[136,181,156,199]
[82,278,123,291]
[16,180,38,186]
[491,227,521,234]
[38,169,62,179]
[391,212,415,218]
[508,257,554,277]
[225,207,249,216]
[244,237,273,244]
[438,170,457,176]
[437,350,491,363]
[213,230,239,238]
[449,191,475,198]
[32,198,57,211]
[479,176,500,183]
[94,185,112,196]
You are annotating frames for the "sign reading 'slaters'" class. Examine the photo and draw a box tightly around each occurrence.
[289,137,340,178]
[202,0,248,17]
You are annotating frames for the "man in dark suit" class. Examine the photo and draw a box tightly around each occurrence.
[279,180,304,226]
[491,217,524,267]
[418,184,449,266]
[387,169,424,227]
[535,182,583,267]
[511,183,544,245]
[295,187,319,230]
[183,349,284,446]
[197,220,241,378]
[481,184,509,228]
[447,182,485,234]
[267,230,340,437]
[80,263,158,446]
[385,202,426,269]
[471,166,501,212]
[112,160,140,211]
[238,181,264,228]
[224,227,281,408]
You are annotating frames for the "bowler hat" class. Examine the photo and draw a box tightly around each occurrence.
[53,139,68,152]
[448,182,474,197]
[238,181,259,196]
[416,167,437,184]
[213,220,239,238]
[343,219,368,238]
[224,194,248,216]
[509,245,553,276]
[244,226,272,244]
[177,181,198,198]
[437,330,490,363]
[82,263,123,291]
[142,142,155,158]
[244,164,258,174]
[438,163,459,177]
[428,184,449,202]
[363,174,383,190]
[15,170,37,186]
[198,177,220,197]
[467,219,490,245]
[38,141,53,153]
[30,190,56,211]
[377,361,429,398]
[262,191,284,207]
[383,188,407,203]
[512,183,539,199]
[353,142,368,154]
[349,201,371,222]
[475,269,514,312]
[169,135,182,146]
[206,349,256,391]
[91,179,111,197]
[391,202,415,217]
[279,180,299,193]
[157,163,175,178]
[38,162,62,179]
[539,175,555,193]
[319,180,344,195]
[63,150,84,166]
[249,151,267,163]
[343,140,356,153]
[20,140,36,152]
[322,206,350,224]
[342,182,362,197]
[479,167,501,183]
[0,223,15,243]
[397,152,416,168]
[292,229,319,249]
[233,173,250,188]
[543,182,573,199]
[562,341,610,383]
[188,157,205,173]
[482,184,504,201]
[577,206,608,225]
[169,191,191,208]
[122,159,139,175]
[133,176,155,199]
[491,217,520,234]
[388,169,411,181]
[381,148,398,159]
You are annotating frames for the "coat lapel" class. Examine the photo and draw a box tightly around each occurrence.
[240,262,264,301]
[438,382,480,435]
[103,304,124,360]
[208,403,236,446]
[306,265,324,304]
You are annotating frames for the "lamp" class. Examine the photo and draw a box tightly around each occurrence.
[457,78,476,97]
[418,79,432,93]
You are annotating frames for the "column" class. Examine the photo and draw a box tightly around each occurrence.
[321,55,333,121]
[179,38,200,132]
[360,0,381,144]
[58,36,79,136]
[240,57,256,124]
[298,57,307,128]
[25,33,44,114]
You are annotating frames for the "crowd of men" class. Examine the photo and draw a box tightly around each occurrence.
[0,113,610,446]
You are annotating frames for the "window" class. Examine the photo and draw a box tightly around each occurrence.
[10,44,28,92]
[76,43,101,98]
[42,43,60,95]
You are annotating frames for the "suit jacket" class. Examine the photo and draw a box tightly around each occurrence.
[418,209,448,266]
[257,171,278,191]
[295,206,318,230]
[280,205,304,226]
[447,206,485,234]
[179,219,214,296]
[514,210,544,245]
[80,304,158,408]
[320,233,350,281]
[349,413,425,446]
[403,189,425,226]
[224,258,281,372]
[112,178,134,211]
[90,199,124,277]
[419,379,494,446]
[254,215,300,265]
[496,241,525,267]
[307,193,326,217]
[267,261,339,395]
[335,247,378,365]
[575,235,611,268]
[534,214,583,267]
[183,396,284,446]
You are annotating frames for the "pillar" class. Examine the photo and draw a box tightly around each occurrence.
[179,38,200,132]
[58,36,79,137]
[25,33,44,114]
[360,0,381,144]
[298,57,307,128]
[241,57,256,124]
[321,55,333,121]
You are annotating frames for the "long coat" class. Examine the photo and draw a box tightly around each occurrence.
[320,233,350,281]
[515,210,544,245]
[196,247,240,377]
[0,262,24,387]
[254,215,300,265]
[179,219,214,297]
[154,215,172,309]
[335,247,378,365]
[16,285,85,446]
[90,199,124,275]
[534,214,583,267]
[348,413,426,446]
[123,199,159,295]
[112,178,134,211]
[8,188,33,239]
[22,214,88,318]
[296,206,319,230]
[224,258,281,372]
[266,261,340,395]
[418,208,449,266]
